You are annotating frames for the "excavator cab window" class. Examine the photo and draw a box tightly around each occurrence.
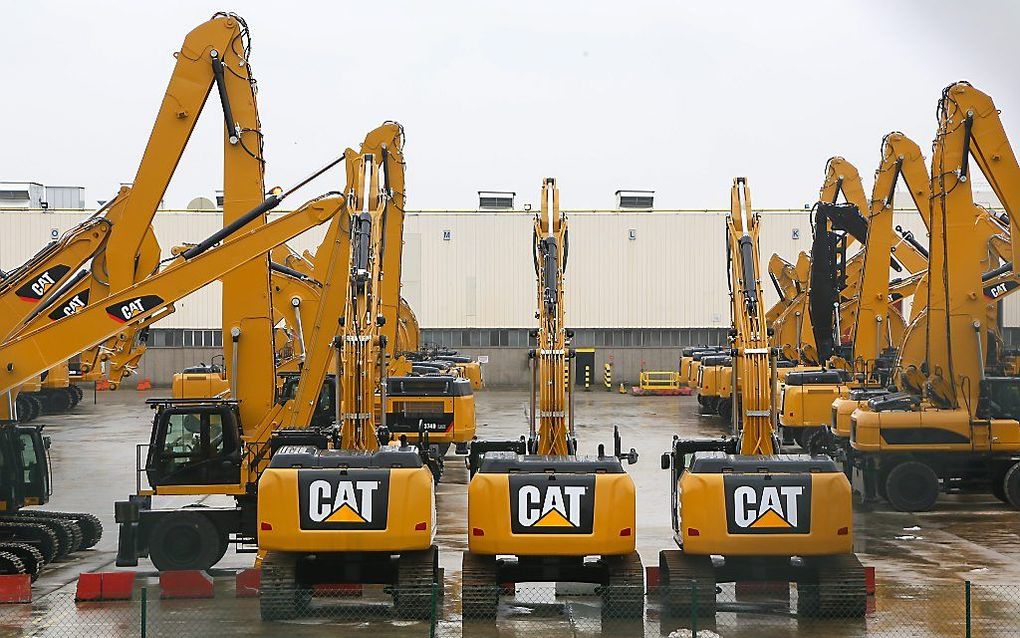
[278,375,336,430]
[976,378,1020,422]
[146,405,240,487]
[15,427,50,504]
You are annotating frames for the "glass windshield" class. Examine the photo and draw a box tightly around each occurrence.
[18,431,48,497]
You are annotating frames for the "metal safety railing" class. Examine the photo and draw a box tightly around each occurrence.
[639,371,682,391]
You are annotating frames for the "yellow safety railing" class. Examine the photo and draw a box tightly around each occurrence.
[638,371,681,391]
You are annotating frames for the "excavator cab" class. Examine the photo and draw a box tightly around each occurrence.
[144,399,242,488]
[0,424,52,510]
[976,377,1020,422]
[278,373,336,430]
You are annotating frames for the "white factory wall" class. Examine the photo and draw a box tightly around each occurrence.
[0,205,1008,329]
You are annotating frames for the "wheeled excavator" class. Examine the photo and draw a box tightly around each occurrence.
[659,178,865,619]
[788,133,934,459]
[256,124,442,620]
[847,82,1020,511]
[781,135,930,453]
[461,178,642,622]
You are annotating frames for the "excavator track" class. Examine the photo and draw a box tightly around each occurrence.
[0,520,60,563]
[797,553,866,618]
[461,553,499,621]
[0,543,44,581]
[259,551,311,621]
[19,510,102,549]
[0,551,26,577]
[0,515,79,557]
[394,545,439,620]
[600,550,645,620]
[659,550,716,618]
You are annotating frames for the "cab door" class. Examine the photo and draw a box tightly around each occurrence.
[15,427,50,506]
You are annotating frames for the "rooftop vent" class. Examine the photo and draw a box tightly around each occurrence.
[187,197,216,211]
[478,191,515,210]
[615,189,654,209]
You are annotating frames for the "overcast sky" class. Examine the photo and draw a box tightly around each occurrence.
[2,1,1018,211]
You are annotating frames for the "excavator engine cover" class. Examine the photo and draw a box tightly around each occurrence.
[467,452,636,556]
[384,375,475,445]
[257,445,435,553]
[783,369,851,386]
[675,451,852,556]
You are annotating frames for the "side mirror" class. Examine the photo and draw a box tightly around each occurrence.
[43,436,52,450]
[660,452,671,471]
[625,448,638,465]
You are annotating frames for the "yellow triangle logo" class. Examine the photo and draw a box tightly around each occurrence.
[326,503,367,524]
[750,508,792,529]
[533,508,573,527]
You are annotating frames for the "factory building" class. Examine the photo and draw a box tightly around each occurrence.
[1,186,1014,386]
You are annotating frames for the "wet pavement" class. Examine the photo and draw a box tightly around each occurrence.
[18,388,1020,635]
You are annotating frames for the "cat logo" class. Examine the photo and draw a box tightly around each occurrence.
[105,295,164,323]
[724,475,811,535]
[985,280,1019,300]
[48,290,90,321]
[509,475,595,535]
[15,265,71,302]
[297,469,390,530]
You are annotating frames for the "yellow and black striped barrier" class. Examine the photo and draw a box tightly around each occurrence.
[604,363,612,391]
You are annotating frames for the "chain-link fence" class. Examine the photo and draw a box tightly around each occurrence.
[0,580,1017,637]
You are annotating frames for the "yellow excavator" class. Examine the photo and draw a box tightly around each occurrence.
[257,124,442,620]
[659,178,864,619]
[787,132,931,456]
[701,158,881,427]
[461,178,641,622]
[267,243,478,456]
[848,82,1020,511]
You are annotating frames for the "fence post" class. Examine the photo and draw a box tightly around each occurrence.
[965,580,971,638]
[691,580,698,638]
[429,582,437,638]
[140,586,147,638]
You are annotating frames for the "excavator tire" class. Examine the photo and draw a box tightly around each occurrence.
[0,543,44,581]
[394,545,439,620]
[0,521,60,563]
[0,552,26,577]
[148,510,221,571]
[20,511,102,550]
[42,389,73,414]
[659,550,716,618]
[884,461,939,512]
[461,553,499,621]
[716,399,732,423]
[600,550,644,620]
[15,395,41,423]
[260,551,310,621]
[797,553,866,618]
[1002,462,1020,508]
